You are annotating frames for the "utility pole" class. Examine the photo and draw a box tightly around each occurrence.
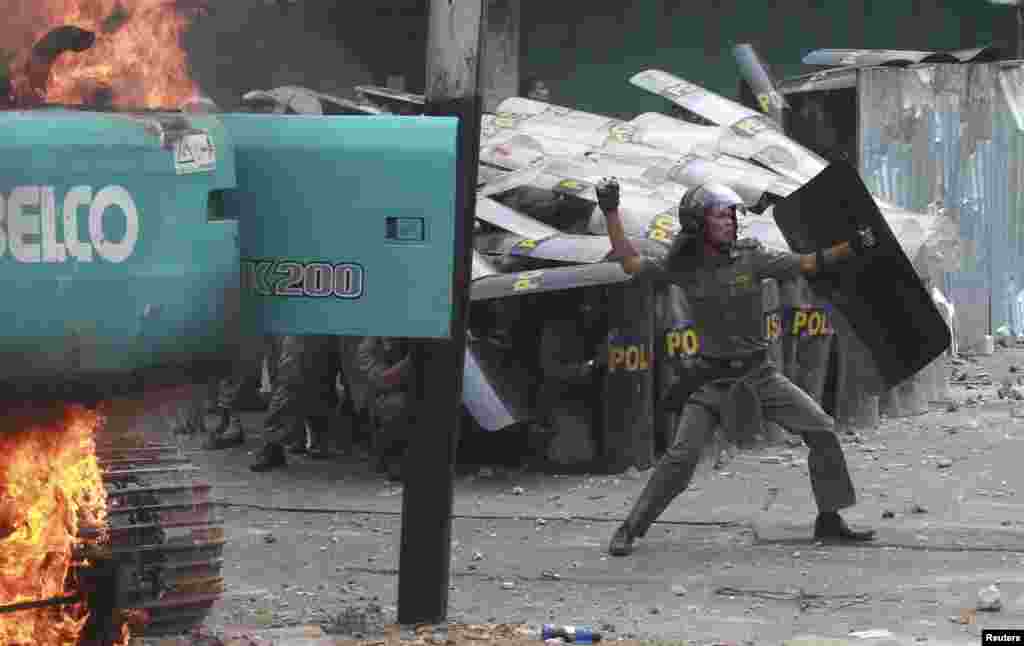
[397,0,485,626]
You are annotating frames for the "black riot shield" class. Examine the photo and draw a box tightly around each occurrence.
[601,281,655,472]
[772,161,951,387]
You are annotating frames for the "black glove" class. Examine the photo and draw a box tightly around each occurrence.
[851,226,878,255]
[596,177,620,212]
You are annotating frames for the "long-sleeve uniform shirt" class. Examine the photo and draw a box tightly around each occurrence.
[635,238,803,358]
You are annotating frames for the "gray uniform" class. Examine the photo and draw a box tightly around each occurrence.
[355,337,414,459]
[262,335,341,441]
[621,238,857,539]
[215,334,280,410]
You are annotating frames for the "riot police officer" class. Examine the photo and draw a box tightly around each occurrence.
[250,335,342,471]
[355,336,415,481]
[596,178,877,556]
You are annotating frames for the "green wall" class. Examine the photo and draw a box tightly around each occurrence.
[521,0,1010,119]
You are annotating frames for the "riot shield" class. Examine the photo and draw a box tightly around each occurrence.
[772,161,950,387]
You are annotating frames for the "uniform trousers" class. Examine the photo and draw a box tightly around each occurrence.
[624,367,856,537]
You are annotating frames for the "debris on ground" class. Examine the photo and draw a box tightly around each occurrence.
[909,504,928,514]
[977,584,1003,611]
[849,629,893,639]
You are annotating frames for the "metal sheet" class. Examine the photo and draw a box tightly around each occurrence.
[354,85,426,107]
[778,68,859,95]
[858,63,1024,349]
[803,47,1002,68]
[802,49,941,67]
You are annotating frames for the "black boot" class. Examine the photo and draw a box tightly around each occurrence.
[814,511,876,542]
[608,458,700,556]
[250,442,286,472]
[608,524,636,557]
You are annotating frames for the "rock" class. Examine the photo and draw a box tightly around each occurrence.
[946,402,960,412]
[671,584,687,596]
[849,629,893,639]
[263,534,277,544]
[910,504,928,514]
[936,458,953,469]
[977,584,1002,611]
[511,486,525,495]
[649,607,660,615]
[882,510,895,519]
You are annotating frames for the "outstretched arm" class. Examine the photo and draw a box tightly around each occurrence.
[800,227,878,276]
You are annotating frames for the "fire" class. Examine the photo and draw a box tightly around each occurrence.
[0,406,109,646]
[7,1,203,109]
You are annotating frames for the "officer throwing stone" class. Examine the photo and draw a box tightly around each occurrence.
[596,178,878,556]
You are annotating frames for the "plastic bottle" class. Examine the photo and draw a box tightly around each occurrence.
[530,625,602,644]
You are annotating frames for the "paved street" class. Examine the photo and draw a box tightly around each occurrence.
[163,349,1024,645]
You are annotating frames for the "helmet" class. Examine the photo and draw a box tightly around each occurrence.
[678,183,745,227]
[674,183,745,257]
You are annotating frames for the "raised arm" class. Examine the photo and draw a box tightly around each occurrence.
[596,178,645,275]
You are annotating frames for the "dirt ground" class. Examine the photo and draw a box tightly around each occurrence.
[134,347,1024,646]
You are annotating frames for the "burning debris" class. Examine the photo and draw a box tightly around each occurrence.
[3,0,207,109]
[0,406,108,646]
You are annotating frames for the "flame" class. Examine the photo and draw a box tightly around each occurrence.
[0,406,109,646]
[8,1,202,109]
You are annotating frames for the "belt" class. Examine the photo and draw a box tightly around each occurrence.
[693,351,767,378]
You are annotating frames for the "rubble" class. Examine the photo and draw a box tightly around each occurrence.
[977,584,1003,611]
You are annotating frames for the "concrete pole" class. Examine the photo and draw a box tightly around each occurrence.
[397,0,484,626]
[480,0,521,113]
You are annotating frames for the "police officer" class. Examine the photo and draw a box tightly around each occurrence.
[534,291,603,465]
[355,336,415,481]
[596,178,878,556]
[205,334,281,450]
[250,335,341,471]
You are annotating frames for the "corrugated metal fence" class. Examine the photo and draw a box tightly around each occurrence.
[859,63,1024,347]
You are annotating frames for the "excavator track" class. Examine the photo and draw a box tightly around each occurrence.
[94,440,225,638]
